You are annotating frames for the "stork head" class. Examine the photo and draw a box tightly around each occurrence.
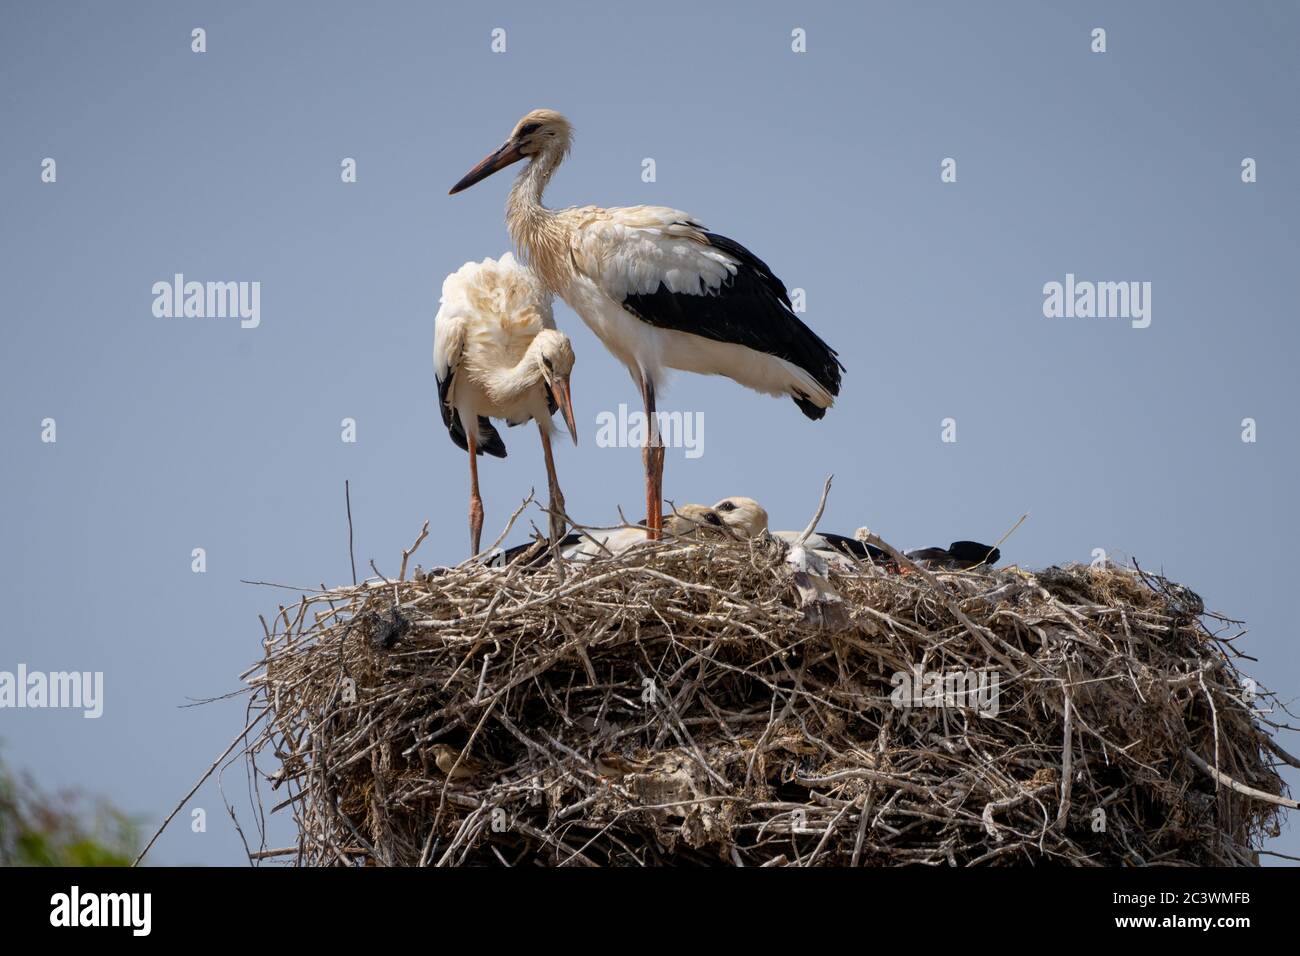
[664,504,726,538]
[449,109,574,195]
[712,497,770,538]
[533,328,578,444]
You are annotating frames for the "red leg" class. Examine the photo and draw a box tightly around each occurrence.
[651,443,665,536]
[640,377,662,539]
[466,429,484,556]
[537,422,567,546]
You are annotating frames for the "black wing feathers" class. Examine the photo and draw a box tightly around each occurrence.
[619,231,843,420]
[905,541,1001,568]
[817,532,888,563]
[436,371,506,458]
[493,532,582,568]
[818,534,1000,569]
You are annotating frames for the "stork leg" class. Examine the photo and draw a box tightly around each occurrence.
[640,377,665,540]
[537,421,567,548]
[466,429,484,556]
[650,440,665,540]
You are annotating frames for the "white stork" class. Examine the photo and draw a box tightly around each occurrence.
[434,253,578,556]
[449,109,844,539]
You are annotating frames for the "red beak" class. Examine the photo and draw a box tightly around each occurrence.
[550,376,578,445]
[449,140,525,195]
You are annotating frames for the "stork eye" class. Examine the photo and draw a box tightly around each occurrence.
[542,355,554,370]
[716,501,736,512]
[518,122,541,137]
[704,513,722,527]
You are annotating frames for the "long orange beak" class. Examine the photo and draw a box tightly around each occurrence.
[550,376,578,445]
[449,140,524,195]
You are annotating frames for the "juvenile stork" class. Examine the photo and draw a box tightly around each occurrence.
[449,109,844,539]
[434,253,578,556]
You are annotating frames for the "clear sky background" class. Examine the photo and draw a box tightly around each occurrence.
[1,0,1296,865]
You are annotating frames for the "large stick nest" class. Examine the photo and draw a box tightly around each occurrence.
[242,521,1295,866]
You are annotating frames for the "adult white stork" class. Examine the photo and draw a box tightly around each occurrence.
[434,253,578,556]
[449,109,844,539]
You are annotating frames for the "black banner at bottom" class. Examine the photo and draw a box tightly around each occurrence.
[1,864,1294,941]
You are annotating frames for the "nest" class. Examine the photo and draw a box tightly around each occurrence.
[241,518,1296,867]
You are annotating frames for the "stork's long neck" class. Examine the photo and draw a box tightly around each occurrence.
[506,149,573,295]
[486,338,546,404]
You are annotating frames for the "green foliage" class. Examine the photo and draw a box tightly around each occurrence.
[0,753,139,867]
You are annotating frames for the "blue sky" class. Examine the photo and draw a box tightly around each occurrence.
[1,0,1296,864]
